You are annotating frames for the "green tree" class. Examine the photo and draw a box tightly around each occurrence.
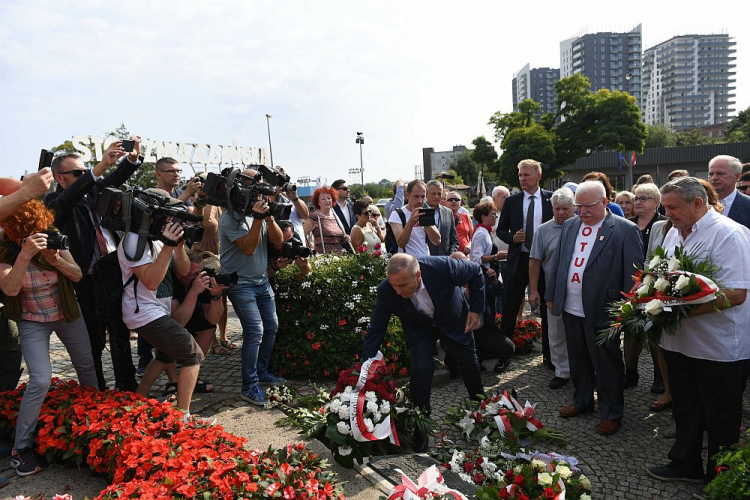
[497,125,556,187]
[588,89,647,153]
[725,107,750,143]
[645,124,675,149]
[672,128,718,147]
[447,151,479,188]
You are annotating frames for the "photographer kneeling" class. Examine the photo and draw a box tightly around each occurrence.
[0,200,97,476]
[268,220,312,280]
[168,250,229,394]
[117,200,211,425]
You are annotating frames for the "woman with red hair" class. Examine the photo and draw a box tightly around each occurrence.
[0,200,97,477]
[303,186,351,254]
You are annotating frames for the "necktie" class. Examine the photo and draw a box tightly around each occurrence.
[87,203,109,257]
[526,195,535,251]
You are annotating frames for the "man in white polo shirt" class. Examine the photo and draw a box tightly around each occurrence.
[647,177,750,498]
[546,181,643,436]
[388,180,441,257]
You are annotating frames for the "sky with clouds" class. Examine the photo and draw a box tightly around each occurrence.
[1,1,747,184]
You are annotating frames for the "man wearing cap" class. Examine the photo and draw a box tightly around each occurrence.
[45,139,143,391]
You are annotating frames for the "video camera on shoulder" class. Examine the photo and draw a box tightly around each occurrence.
[201,166,292,220]
[96,187,204,257]
[418,207,436,227]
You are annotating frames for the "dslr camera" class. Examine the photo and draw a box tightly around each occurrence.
[44,229,70,250]
[96,187,204,259]
[201,167,292,220]
[282,236,312,259]
[203,268,239,287]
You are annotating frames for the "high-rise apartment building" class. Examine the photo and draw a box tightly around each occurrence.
[512,64,560,118]
[642,34,736,130]
[560,25,643,108]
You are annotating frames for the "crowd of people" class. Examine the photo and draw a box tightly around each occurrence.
[0,141,748,498]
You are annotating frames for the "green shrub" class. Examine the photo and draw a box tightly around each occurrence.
[271,253,410,379]
[706,431,750,499]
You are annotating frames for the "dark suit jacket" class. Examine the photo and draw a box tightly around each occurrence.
[426,204,459,256]
[727,190,750,229]
[333,201,355,234]
[496,189,553,275]
[45,157,140,273]
[547,212,643,328]
[362,256,485,358]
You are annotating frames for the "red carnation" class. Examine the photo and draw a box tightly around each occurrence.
[472,473,485,484]
[514,474,525,485]
[543,487,557,498]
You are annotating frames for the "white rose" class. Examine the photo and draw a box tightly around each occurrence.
[366,401,378,413]
[675,274,691,291]
[668,256,681,272]
[338,405,350,420]
[482,461,497,473]
[329,399,341,413]
[654,277,670,292]
[363,418,374,432]
[648,255,662,268]
[513,466,522,474]
[555,465,572,479]
[645,299,664,316]
[579,474,592,490]
[581,495,592,500]
[338,446,353,456]
[336,421,350,435]
[538,472,553,486]
[379,401,391,414]
[531,459,547,470]
[372,411,382,422]
[637,274,655,297]
[365,391,377,402]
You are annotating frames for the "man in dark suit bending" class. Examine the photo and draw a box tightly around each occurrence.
[362,254,485,410]
[496,159,553,367]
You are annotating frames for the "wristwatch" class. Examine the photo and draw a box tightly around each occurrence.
[211,294,223,301]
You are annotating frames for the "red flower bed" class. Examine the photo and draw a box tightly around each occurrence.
[495,314,542,352]
[0,379,345,499]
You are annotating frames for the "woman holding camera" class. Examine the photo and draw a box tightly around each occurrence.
[350,200,384,253]
[0,200,97,476]
[304,186,351,254]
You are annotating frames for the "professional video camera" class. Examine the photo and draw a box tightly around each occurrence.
[282,236,312,259]
[96,187,204,260]
[202,166,292,219]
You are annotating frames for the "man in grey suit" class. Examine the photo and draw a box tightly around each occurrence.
[708,155,750,230]
[425,180,459,256]
[546,181,643,436]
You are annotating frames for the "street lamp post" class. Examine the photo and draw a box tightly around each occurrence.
[624,74,633,190]
[355,132,364,189]
[265,114,274,168]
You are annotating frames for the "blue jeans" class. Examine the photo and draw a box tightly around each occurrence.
[228,282,278,392]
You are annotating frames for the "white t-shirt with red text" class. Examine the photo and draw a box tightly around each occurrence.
[563,220,604,317]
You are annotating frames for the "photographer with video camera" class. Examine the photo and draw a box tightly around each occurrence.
[117,193,213,425]
[219,167,284,406]
[0,199,98,476]
[45,138,143,392]
[268,220,312,280]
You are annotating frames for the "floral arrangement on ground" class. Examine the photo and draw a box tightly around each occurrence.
[705,429,750,500]
[0,379,345,499]
[495,314,541,354]
[272,252,411,379]
[276,354,435,468]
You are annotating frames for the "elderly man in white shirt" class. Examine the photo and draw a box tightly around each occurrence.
[646,177,750,497]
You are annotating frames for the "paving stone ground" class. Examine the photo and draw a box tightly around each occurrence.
[1,307,748,499]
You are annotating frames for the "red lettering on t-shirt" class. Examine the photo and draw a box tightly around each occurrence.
[579,241,588,252]
[582,226,593,237]
[574,257,585,267]
[570,272,580,284]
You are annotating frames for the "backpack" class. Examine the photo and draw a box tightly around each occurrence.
[384,208,406,254]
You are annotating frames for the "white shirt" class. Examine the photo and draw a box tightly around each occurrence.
[522,188,543,253]
[388,206,429,257]
[470,226,493,269]
[336,201,352,228]
[118,235,171,330]
[409,279,435,318]
[719,188,738,216]
[659,209,750,361]
[563,219,604,317]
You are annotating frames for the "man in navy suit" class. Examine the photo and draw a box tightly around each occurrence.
[331,179,355,234]
[546,181,643,436]
[362,254,485,409]
[496,159,553,368]
[709,155,750,230]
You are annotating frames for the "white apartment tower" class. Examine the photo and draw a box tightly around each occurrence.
[642,34,736,130]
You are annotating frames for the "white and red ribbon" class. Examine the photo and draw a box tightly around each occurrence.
[493,390,544,439]
[387,465,467,500]
[349,351,400,446]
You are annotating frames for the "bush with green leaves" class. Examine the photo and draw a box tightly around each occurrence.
[271,252,410,379]
[706,431,750,499]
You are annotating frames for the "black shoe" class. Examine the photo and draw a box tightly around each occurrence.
[646,464,703,484]
[624,370,639,388]
[650,379,665,394]
[493,359,510,373]
[548,377,569,389]
[448,366,461,379]
[10,448,43,476]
